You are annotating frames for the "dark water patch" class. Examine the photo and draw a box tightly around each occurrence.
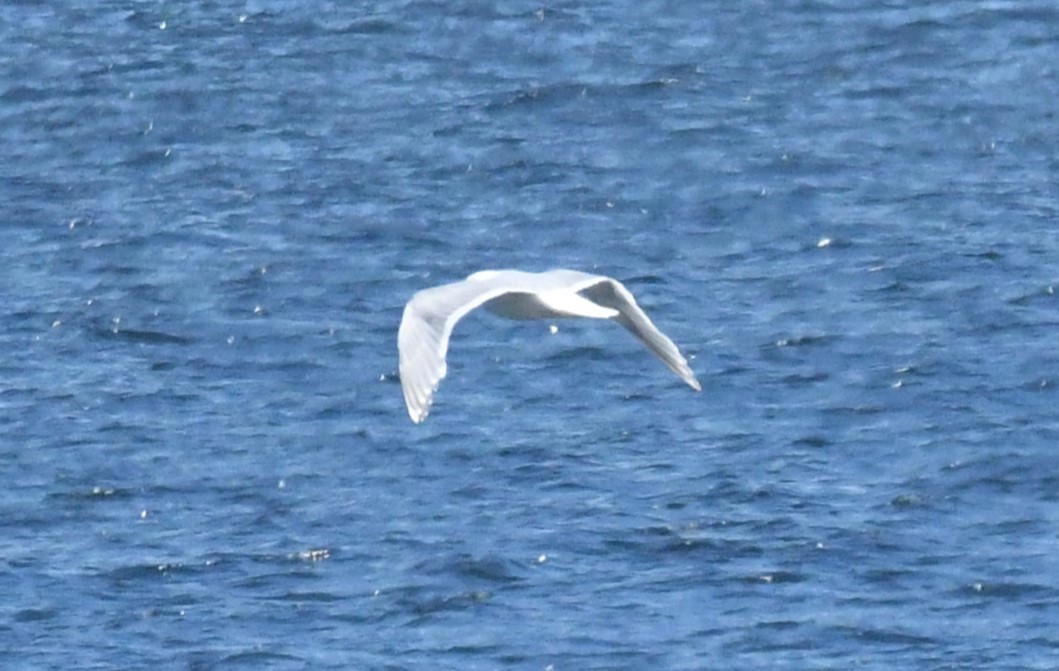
[1,84,52,103]
[960,581,1059,602]
[779,371,830,386]
[207,650,308,670]
[484,82,587,112]
[765,334,839,350]
[792,435,830,448]
[829,624,937,647]
[326,15,407,36]
[542,344,616,363]
[277,589,341,604]
[105,561,208,584]
[601,521,766,563]
[890,493,927,508]
[13,606,61,622]
[106,327,195,345]
[382,581,494,621]
[435,554,524,585]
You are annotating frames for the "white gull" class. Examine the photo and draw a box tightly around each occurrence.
[397,269,701,423]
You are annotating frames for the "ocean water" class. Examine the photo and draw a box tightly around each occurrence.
[2,1,1058,669]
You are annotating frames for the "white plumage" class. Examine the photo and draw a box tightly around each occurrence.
[398,269,701,423]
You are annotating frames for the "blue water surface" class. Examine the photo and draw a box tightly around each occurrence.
[2,1,1058,669]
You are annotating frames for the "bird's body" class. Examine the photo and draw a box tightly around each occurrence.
[397,269,700,423]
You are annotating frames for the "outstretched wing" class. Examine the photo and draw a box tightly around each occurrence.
[577,277,701,391]
[398,279,511,423]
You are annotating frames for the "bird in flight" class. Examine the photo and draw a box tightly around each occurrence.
[397,269,700,423]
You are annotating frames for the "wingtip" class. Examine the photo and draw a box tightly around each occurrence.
[407,406,429,423]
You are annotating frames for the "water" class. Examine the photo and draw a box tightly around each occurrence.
[2,1,1058,668]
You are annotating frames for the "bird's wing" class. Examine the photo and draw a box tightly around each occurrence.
[397,278,514,423]
[576,277,701,391]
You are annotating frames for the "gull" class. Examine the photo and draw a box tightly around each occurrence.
[397,269,700,423]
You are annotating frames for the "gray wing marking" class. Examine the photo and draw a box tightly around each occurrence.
[577,278,702,391]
